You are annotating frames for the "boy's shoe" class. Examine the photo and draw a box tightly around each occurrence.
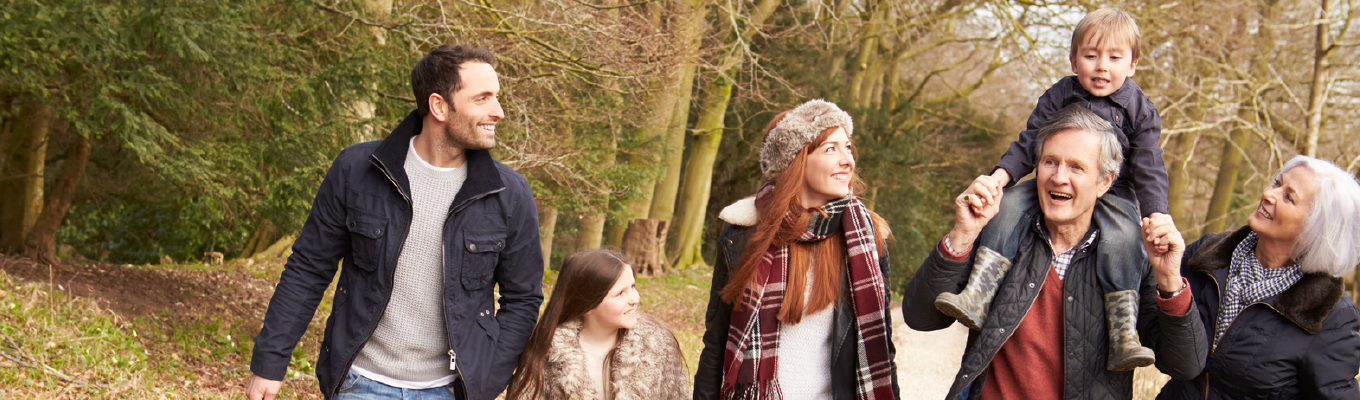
[935,246,1011,330]
[1105,289,1155,370]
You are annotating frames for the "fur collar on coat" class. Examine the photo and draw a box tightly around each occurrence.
[542,313,690,400]
[1187,226,1346,335]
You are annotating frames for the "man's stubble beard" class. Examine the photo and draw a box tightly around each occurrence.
[443,109,495,151]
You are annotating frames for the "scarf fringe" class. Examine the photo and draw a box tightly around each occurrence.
[724,380,784,400]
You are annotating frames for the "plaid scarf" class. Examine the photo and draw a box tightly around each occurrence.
[720,195,894,400]
[1214,232,1303,345]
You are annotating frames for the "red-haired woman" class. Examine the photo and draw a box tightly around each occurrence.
[507,249,689,400]
[693,100,899,400]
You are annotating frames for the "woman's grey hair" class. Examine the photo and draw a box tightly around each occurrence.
[1033,104,1124,181]
[1280,155,1360,277]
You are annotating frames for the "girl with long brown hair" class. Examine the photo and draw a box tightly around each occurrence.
[693,100,898,400]
[507,249,689,400]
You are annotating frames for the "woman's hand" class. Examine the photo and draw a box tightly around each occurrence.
[1141,212,1185,293]
[947,175,1004,251]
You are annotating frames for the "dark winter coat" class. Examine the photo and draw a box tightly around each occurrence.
[693,198,900,400]
[539,314,690,400]
[994,76,1169,217]
[250,110,545,400]
[1157,226,1360,400]
[901,207,1207,400]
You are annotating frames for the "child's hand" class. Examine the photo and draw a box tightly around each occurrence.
[988,169,1012,189]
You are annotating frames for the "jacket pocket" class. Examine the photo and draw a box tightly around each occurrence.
[477,313,500,343]
[461,230,505,290]
[346,209,387,271]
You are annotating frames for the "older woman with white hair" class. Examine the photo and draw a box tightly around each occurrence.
[1153,155,1360,399]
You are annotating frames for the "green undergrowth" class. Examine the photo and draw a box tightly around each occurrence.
[0,258,706,399]
[0,269,156,398]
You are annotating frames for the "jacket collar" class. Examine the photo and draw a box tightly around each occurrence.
[718,196,758,227]
[371,110,507,207]
[544,315,680,399]
[1187,226,1344,334]
[1067,76,1141,112]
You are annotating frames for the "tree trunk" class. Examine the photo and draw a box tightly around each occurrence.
[348,0,393,143]
[241,218,280,258]
[24,131,89,265]
[1303,0,1333,157]
[575,128,617,252]
[644,0,706,225]
[664,0,778,270]
[537,202,558,272]
[647,61,699,223]
[1166,84,1204,224]
[1204,118,1250,235]
[0,99,50,254]
[576,211,608,252]
[622,219,668,276]
[667,78,731,269]
[261,233,297,259]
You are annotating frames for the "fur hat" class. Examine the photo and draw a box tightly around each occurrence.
[759,99,853,180]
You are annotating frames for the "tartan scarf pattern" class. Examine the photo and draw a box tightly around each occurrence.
[720,195,894,400]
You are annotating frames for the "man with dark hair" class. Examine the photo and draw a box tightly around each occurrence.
[246,44,544,400]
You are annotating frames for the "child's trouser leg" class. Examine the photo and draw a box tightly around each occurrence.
[935,180,1038,330]
[1095,195,1154,370]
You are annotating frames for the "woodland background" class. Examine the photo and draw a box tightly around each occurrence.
[2,0,1358,398]
[4,0,1359,284]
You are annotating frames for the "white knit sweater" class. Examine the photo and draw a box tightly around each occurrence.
[351,137,466,388]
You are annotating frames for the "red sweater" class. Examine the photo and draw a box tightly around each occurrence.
[979,264,1065,400]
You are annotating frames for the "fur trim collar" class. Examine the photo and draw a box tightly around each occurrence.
[718,197,757,227]
[1188,226,1345,335]
[542,314,690,400]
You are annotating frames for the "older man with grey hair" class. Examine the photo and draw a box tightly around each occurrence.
[901,105,1208,400]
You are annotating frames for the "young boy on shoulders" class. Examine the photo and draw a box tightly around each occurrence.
[934,8,1173,372]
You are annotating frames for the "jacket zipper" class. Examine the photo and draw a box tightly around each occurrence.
[334,156,500,396]
[332,157,415,396]
[1202,270,1277,399]
[440,187,504,395]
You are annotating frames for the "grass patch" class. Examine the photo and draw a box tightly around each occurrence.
[0,269,154,398]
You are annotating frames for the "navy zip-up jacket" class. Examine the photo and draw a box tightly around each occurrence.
[250,110,544,400]
[995,76,1169,217]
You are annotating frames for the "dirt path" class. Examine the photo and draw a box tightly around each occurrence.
[893,306,968,400]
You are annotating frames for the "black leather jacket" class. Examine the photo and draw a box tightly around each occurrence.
[250,110,544,400]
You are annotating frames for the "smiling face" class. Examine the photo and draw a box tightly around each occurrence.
[1248,166,1317,245]
[583,266,639,332]
[1070,33,1138,98]
[1036,128,1115,230]
[440,61,504,150]
[799,127,855,208]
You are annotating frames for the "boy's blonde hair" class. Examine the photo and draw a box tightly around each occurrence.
[1070,8,1141,62]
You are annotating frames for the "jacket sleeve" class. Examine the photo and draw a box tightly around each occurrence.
[995,78,1069,185]
[694,225,738,400]
[900,239,973,331]
[489,174,546,393]
[1301,299,1360,400]
[250,150,353,381]
[1137,246,1208,381]
[1128,96,1170,217]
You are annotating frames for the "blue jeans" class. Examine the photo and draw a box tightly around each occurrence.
[977,179,1146,292]
[335,369,460,400]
